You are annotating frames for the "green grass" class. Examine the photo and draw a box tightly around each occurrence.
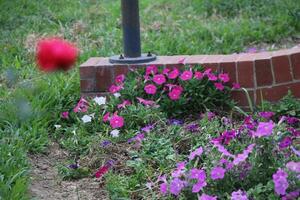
[0,0,299,199]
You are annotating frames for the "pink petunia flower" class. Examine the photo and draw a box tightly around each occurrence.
[194,71,204,80]
[73,97,89,113]
[163,68,170,75]
[144,84,157,95]
[214,82,224,91]
[115,74,125,84]
[168,85,183,100]
[208,74,218,81]
[146,65,158,75]
[153,74,166,85]
[232,82,241,89]
[109,84,122,93]
[203,68,212,76]
[180,70,193,81]
[168,68,180,79]
[103,112,111,122]
[109,114,124,129]
[61,111,69,119]
[136,97,156,106]
[117,100,131,109]
[218,73,230,83]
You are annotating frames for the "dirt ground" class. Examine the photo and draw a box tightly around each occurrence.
[29,142,109,200]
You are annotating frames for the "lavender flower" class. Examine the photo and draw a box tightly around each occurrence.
[100,140,111,148]
[141,124,154,133]
[279,137,292,149]
[168,119,184,126]
[188,147,203,161]
[286,161,300,173]
[169,178,186,196]
[186,123,199,132]
[199,194,218,200]
[252,121,275,137]
[272,168,289,195]
[259,111,275,119]
[231,190,248,200]
[210,166,226,180]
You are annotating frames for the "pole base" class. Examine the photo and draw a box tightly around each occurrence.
[109,53,156,64]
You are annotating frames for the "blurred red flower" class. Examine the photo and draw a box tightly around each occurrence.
[36,38,78,72]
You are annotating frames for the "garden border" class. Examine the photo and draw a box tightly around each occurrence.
[80,47,300,107]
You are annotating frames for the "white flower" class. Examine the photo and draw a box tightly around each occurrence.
[94,96,106,105]
[110,129,120,137]
[54,124,61,129]
[81,115,92,123]
[113,93,121,98]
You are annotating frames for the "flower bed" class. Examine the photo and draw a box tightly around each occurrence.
[55,65,299,200]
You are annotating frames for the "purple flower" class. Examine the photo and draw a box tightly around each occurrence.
[141,124,154,133]
[221,117,232,126]
[210,166,226,180]
[189,147,203,161]
[259,111,275,119]
[272,168,289,195]
[286,116,299,125]
[189,168,207,193]
[239,162,252,180]
[233,144,255,165]
[199,194,218,200]
[171,162,186,178]
[231,190,248,200]
[252,121,275,137]
[169,178,186,196]
[286,161,300,173]
[192,181,207,193]
[212,141,234,158]
[279,137,292,149]
[168,119,184,126]
[68,163,79,169]
[160,183,168,195]
[61,111,69,119]
[100,140,111,148]
[186,123,199,132]
[291,146,300,157]
[282,190,300,200]
[207,112,216,121]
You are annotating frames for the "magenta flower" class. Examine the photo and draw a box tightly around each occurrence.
[144,84,157,95]
[169,178,186,196]
[286,116,299,125]
[218,73,230,83]
[61,111,69,119]
[168,68,180,79]
[153,74,166,85]
[145,65,158,75]
[203,68,212,76]
[199,194,217,200]
[214,82,224,91]
[160,183,168,195]
[231,190,248,200]
[252,121,275,137]
[144,75,151,81]
[180,70,193,81]
[189,147,203,161]
[109,84,122,93]
[117,100,131,109]
[115,74,125,84]
[136,97,156,106]
[208,74,218,81]
[279,136,292,149]
[194,71,204,80]
[212,142,234,158]
[232,82,241,89]
[103,112,111,122]
[272,168,289,195]
[171,162,186,178]
[163,68,170,75]
[286,161,300,173]
[233,144,255,165]
[259,111,275,119]
[189,168,207,192]
[109,114,124,129]
[210,166,226,180]
[168,85,183,100]
[192,181,207,193]
[73,97,89,113]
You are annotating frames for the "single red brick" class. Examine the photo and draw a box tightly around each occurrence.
[256,84,291,103]
[255,59,273,86]
[237,61,254,88]
[290,53,300,79]
[272,55,292,83]
[80,66,95,79]
[95,66,114,92]
[220,62,237,83]
[80,79,95,92]
[231,90,254,107]
[290,82,300,98]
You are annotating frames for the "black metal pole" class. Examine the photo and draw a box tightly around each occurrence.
[122,0,141,58]
[109,0,156,64]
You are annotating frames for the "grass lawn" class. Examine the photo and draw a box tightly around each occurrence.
[0,0,300,199]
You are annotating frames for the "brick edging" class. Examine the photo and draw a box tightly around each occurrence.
[80,47,300,106]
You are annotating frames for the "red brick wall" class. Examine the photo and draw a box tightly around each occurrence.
[80,47,300,107]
